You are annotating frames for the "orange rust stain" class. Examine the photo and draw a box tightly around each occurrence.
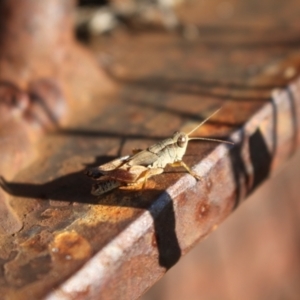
[78,197,136,226]
[50,230,92,261]
[78,193,139,226]
[196,201,210,221]
[20,231,52,254]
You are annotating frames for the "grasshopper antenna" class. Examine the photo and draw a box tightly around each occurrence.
[188,137,234,145]
[187,108,234,145]
[187,108,222,137]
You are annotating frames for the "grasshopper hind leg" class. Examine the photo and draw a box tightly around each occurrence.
[91,178,123,196]
[137,168,164,188]
[85,168,103,179]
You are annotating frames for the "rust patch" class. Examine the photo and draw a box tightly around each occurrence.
[79,198,136,226]
[20,232,52,254]
[50,230,92,262]
[196,201,210,220]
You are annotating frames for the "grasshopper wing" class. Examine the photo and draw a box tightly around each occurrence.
[96,164,148,183]
[127,150,159,167]
[147,137,174,154]
[85,155,129,179]
[128,136,177,167]
[98,155,130,172]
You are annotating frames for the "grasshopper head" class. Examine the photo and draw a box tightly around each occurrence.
[172,131,190,159]
[173,131,189,148]
[171,109,234,161]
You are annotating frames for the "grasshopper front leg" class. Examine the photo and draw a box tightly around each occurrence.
[168,161,202,181]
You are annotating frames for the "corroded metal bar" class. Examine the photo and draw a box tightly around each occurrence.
[45,77,300,300]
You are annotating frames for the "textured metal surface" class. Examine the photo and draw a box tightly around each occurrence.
[0,0,112,235]
[0,0,300,299]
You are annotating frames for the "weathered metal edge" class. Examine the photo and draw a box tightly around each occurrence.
[45,77,300,300]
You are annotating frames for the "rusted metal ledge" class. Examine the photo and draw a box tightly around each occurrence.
[44,78,300,300]
[1,73,299,300]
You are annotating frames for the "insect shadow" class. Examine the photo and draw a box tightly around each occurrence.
[0,154,182,270]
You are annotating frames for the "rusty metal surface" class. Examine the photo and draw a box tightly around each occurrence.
[0,0,112,235]
[1,0,300,299]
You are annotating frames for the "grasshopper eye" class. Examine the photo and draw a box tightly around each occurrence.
[177,135,187,147]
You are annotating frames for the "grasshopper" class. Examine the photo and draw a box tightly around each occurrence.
[85,108,233,196]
